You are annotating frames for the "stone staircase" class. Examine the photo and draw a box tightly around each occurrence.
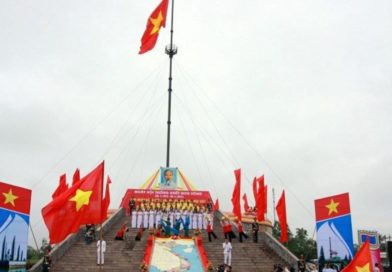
[31,209,297,271]
[200,214,294,271]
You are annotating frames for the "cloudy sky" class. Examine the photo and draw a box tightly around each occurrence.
[1,0,391,246]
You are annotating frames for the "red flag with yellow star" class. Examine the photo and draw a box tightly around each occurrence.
[139,0,169,54]
[315,192,350,221]
[0,182,31,215]
[42,162,104,244]
[341,240,373,272]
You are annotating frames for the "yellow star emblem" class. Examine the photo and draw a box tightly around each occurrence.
[150,11,163,35]
[325,199,340,215]
[69,189,93,211]
[3,189,18,207]
[355,263,370,272]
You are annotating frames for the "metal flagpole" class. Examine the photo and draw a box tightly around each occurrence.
[165,0,177,168]
[99,162,105,269]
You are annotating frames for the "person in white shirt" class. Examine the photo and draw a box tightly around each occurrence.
[222,238,232,266]
[96,238,106,265]
[136,209,143,229]
[156,209,162,228]
[143,209,149,228]
[192,212,198,229]
[149,209,155,229]
[131,209,137,228]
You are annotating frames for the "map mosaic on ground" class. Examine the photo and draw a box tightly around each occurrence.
[149,238,204,272]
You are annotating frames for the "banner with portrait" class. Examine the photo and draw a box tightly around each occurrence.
[160,167,178,190]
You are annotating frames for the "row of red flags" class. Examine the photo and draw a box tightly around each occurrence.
[231,169,288,243]
[42,161,111,244]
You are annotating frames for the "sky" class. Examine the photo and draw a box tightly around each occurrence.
[0,0,391,247]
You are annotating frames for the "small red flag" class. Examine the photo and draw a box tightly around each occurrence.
[263,185,268,214]
[213,198,219,212]
[256,175,265,221]
[101,176,111,221]
[231,169,242,221]
[242,193,250,212]
[139,0,169,54]
[51,174,68,199]
[341,240,373,272]
[276,190,288,243]
[0,181,32,215]
[42,162,105,244]
[252,177,258,205]
[72,168,80,185]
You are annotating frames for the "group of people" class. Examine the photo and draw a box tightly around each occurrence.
[128,198,214,231]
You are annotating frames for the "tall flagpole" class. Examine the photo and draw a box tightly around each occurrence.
[165,0,177,168]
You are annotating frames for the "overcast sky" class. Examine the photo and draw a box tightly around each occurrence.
[1,0,391,246]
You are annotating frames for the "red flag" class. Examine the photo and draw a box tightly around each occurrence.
[342,240,373,272]
[139,0,169,54]
[231,169,242,221]
[242,193,250,212]
[101,176,111,221]
[0,181,32,215]
[256,175,265,221]
[252,177,258,205]
[51,174,68,199]
[42,162,105,244]
[315,192,350,221]
[72,168,80,185]
[276,190,288,243]
[213,198,219,212]
[263,185,268,214]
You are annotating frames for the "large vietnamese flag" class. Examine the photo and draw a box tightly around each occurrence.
[139,0,169,54]
[256,175,265,221]
[341,240,373,272]
[42,162,104,244]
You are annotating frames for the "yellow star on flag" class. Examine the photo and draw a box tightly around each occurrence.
[3,189,18,207]
[150,11,163,35]
[355,263,370,272]
[69,189,93,211]
[326,199,340,215]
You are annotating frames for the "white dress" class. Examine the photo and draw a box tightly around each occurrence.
[143,211,149,228]
[169,212,174,225]
[192,213,198,229]
[136,211,143,228]
[188,211,193,229]
[197,213,203,230]
[203,212,208,230]
[149,210,155,228]
[156,211,162,227]
[131,211,137,228]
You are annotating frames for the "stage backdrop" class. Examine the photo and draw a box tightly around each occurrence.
[315,193,354,262]
[0,181,32,267]
[358,230,383,272]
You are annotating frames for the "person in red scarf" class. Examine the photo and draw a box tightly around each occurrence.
[207,219,218,242]
[236,220,248,243]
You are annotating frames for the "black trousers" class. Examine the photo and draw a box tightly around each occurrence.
[208,231,217,242]
[253,231,258,243]
[239,231,249,243]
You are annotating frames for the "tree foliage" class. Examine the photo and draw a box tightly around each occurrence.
[273,222,317,260]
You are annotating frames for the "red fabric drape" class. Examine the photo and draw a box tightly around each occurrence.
[231,169,242,221]
[276,190,288,243]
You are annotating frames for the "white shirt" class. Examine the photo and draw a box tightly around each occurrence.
[97,240,106,252]
[222,242,232,253]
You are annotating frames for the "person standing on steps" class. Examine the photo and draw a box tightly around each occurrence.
[252,218,259,243]
[222,238,232,266]
[96,238,106,266]
[207,219,218,242]
[237,220,248,243]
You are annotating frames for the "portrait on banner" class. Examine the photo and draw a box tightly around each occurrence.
[160,167,178,190]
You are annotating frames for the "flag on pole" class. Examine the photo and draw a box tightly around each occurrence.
[252,177,258,205]
[101,176,111,221]
[242,193,249,212]
[213,198,219,212]
[341,240,373,272]
[276,190,288,243]
[42,162,105,244]
[256,175,265,221]
[231,169,242,221]
[51,174,68,199]
[264,185,268,214]
[139,0,169,54]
